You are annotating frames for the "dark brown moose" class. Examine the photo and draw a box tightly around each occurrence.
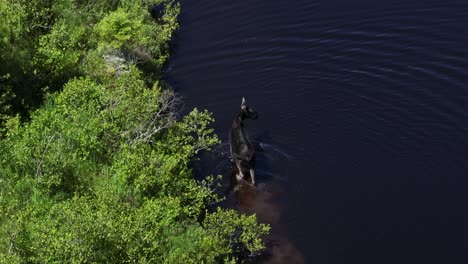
[229,97,258,185]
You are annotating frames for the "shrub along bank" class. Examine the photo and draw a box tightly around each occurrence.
[0,0,269,263]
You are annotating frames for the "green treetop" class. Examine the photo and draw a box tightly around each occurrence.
[0,0,269,263]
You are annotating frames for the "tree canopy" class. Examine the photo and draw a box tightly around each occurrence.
[0,0,269,263]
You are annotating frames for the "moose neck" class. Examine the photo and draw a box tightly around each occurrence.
[234,112,251,141]
[235,112,248,127]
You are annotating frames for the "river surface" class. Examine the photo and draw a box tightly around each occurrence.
[165,0,468,263]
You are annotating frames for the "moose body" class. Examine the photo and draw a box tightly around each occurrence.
[229,98,258,185]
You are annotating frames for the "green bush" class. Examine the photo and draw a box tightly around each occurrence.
[0,0,269,263]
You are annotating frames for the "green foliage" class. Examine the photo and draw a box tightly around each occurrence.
[0,69,267,262]
[0,1,25,46]
[95,8,144,49]
[0,1,36,117]
[0,0,269,262]
[0,0,180,127]
[3,195,239,263]
[1,78,105,197]
[166,108,221,155]
[35,13,87,83]
[204,208,271,258]
[0,80,15,134]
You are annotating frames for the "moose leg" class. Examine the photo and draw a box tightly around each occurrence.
[249,168,256,185]
[229,145,234,163]
[249,156,256,185]
[235,159,245,180]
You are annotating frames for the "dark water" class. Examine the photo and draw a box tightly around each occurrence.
[165,0,468,263]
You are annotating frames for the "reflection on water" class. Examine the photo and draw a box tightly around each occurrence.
[225,170,304,264]
[225,167,281,223]
[221,143,304,264]
[262,235,305,264]
[193,140,304,263]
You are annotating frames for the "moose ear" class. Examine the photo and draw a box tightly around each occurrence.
[241,97,246,109]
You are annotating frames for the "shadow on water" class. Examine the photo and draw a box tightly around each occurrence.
[193,136,305,264]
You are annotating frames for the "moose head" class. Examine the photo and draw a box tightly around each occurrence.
[239,97,258,121]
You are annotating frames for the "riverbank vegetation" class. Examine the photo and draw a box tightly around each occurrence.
[0,0,269,262]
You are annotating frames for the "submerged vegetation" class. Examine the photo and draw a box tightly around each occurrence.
[0,0,269,262]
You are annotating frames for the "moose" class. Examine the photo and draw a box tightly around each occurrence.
[229,97,258,185]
